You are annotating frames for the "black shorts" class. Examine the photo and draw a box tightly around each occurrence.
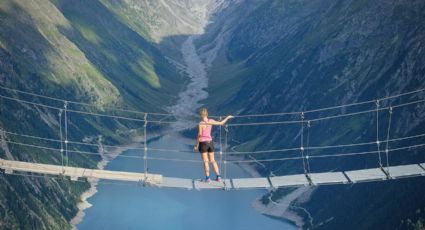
[198,141,214,153]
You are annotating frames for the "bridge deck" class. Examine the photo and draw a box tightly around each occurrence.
[1,158,424,190]
[0,158,162,185]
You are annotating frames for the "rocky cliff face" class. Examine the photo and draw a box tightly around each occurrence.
[197,0,425,229]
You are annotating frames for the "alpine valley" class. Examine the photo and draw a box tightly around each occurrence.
[0,0,424,229]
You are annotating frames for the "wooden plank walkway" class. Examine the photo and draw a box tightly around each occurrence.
[1,158,424,190]
[0,158,162,185]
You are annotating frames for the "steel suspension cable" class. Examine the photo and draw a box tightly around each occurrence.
[228,132,425,155]
[219,116,223,175]
[231,142,425,163]
[2,85,425,172]
[2,84,424,118]
[3,124,425,158]
[64,101,69,167]
[4,123,425,158]
[0,85,171,116]
[0,128,151,151]
[226,98,425,127]
[4,136,425,165]
[299,112,308,175]
[143,113,148,181]
[385,107,393,173]
[0,94,177,124]
[223,125,229,190]
[228,87,425,118]
[1,92,424,127]
[376,100,383,168]
[58,109,64,172]
[306,120,312,173]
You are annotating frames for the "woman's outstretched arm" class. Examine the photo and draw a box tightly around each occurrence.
[207,115,234,126]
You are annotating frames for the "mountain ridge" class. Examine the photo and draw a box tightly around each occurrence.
[197,0,425,229]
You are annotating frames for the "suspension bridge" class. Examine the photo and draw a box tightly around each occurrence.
[0,85,425,190]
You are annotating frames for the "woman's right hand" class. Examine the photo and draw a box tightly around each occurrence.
[193,145,198,152]
[227,115,234,119]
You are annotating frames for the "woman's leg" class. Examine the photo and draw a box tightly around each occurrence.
[208,152,220,175]
[201,152,210,177]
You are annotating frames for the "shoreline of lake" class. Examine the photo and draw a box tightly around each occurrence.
[70,135,145,229]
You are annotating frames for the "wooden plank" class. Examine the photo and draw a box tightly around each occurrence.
[232,177,270,189]
[345,167,386,183]
[3,158,425,190]
[269,174,309,188]
[387,164,425,178]
[161,177,194,189]
[309,172,348,185]
[0,159,162,185]
[3,160,62,175]
[193,179,231,190]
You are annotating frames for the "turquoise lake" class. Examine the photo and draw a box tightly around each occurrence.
[77,134,296,230]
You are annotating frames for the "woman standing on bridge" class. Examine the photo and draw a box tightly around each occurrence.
[194,108,233,182]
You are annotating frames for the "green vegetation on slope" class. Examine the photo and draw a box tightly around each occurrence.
[201,0,425,229]
[0,0,183,228]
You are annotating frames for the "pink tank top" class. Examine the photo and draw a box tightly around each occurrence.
[199,119,213,142]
